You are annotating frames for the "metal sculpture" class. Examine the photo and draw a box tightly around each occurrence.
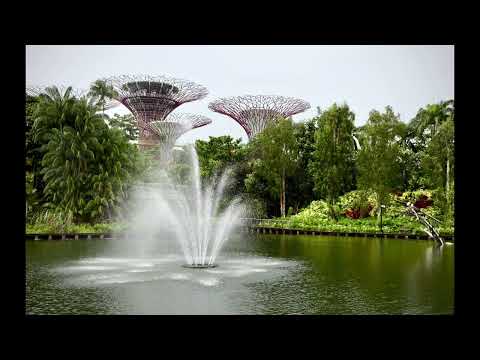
[137,113,212,158]
[103,74,208,124]
[395,199,444,246]
[208,95,310,138]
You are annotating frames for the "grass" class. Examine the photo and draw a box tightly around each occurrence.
[26,222,129,234]
[259,215,454,236]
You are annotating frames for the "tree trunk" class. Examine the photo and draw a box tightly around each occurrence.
[329,198,338,222]
[446,156,450,193]
[377,206,383,232]
[106,205,112,222]
[280,170,286,217]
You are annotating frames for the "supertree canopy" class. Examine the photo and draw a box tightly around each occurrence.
[208,95,310,138]
[103,74,208,124]
[136,113,212,156]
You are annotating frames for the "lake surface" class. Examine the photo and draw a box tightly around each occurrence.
[26,234,454,315]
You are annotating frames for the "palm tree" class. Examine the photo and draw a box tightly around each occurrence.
[409,99,454,146]
[88,79,117,118]
[39,94,138,223]
[32,86,76,145]
[40,96,102,221]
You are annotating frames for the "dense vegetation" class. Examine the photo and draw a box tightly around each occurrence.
[26,84,454,235]
[192,101,455,235]
[26,85,146,232]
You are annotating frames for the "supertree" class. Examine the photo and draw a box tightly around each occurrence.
[137,113,212,160]
[208,95,310,139]
[102,74,208,125]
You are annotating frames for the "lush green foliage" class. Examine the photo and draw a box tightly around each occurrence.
[287,119,316,213]
[26,87,454,238]
[260,215,452,236]
[337,190,377,217]
[88,79,118,116]
[308,103,356,219]
[259,187,453,236]
[246,118,299,217]
[196,136,245,178]
[195,136,250,212]
[108,113,139,141]
[27,86,141,224]
[356,106,406,227]
[26,217,129,234]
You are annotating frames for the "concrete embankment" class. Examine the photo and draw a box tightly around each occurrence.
[25,228,454,242]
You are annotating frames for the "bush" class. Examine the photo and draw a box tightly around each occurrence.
[26,208,130,234]
[398,189,433,208]
[257,195,454,235]
[29,209,73,233]
[337,190,377,218]
[292,200,331,221]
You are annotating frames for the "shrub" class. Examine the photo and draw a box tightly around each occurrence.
[292,200,331,221]
[397,189,434,208]
[338,190,377,218]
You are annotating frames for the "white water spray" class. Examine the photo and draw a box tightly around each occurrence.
[122,145,245,267]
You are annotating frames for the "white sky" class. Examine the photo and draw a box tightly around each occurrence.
[26,45,454,145]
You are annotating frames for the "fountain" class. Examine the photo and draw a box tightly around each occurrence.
[123,145,245,268]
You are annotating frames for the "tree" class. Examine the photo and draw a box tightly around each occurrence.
[247,118,299,217]
[287,118,316,214]
[26,94,45,213]
[195,135,245,179]
[409,100,454,151]
[308,103,356,220]
[32,86,78,144]
[403,99,455,220]
[421,116,454,220]
[32,86,139,223]
[195,135,248,205]
[108,113,139,141]
[244,163,278,217]
[356,106,405,230]
[88,79,118,117]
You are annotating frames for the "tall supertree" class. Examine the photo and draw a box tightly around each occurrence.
[103,74,208,123]
[208,95,310,139]
[137,113,212,160]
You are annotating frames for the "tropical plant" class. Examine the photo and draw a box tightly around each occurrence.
[409,99,454,149]
[356,106,406,230]
[337,190,377,219]
[88,79,118,117]
[33,87,139,223]
[247,118,299,217]
[421,117,454,195]
[308,103,356,220]
[108,113,139,141]
[287,118,316,214]
[195,136,246,179]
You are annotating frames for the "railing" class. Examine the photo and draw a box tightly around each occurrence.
[238,218,289,227]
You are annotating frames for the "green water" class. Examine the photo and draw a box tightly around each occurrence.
[26,234,454,314]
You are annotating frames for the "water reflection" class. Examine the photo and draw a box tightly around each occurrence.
[26,235,454,314]
[235,235,454,314]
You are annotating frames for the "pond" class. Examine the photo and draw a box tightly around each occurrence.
[26,234,454,315]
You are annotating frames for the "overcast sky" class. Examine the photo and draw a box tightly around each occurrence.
[26,45,454,145]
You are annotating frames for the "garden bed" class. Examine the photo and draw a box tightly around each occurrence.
[247,226,454,242]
